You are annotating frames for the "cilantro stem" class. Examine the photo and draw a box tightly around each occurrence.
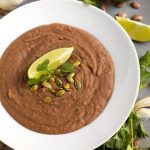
[130,117,134,149]
[102,144,105,150]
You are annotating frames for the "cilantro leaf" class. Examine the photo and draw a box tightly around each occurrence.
[80,0,126,7]
[40,74,51,82]
[27,78,40,86]
[80,0,97,6]
[105,126,131,150]
[61,62,74,73]
[137,122,148,138]
[140,51,150,69]
[36,59,49,72]
[139,51,150,88]
[27,73,52,86]
[140,69,150,88]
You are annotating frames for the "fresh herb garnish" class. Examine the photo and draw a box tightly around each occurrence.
[80,0,97,6]
[80,0,127,7]
[27,74,51,86]
[27,59,55,86]
[27,78,40,86]
[61,62,74,73]
[27,47,74,85]
[140,51,150,88]
[36,59,49,72]
[98,111,148,150]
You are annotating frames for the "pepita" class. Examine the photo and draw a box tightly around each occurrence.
[63,83,70,90]
[31,85,38,92]
[49,77,55,83]
[73,61,81,67]
[43,96,52,103]
[56,90,65,97]
[55,78,63,86]
[75,80,81,90]
[42,81,52,89]
[66,73,75,83]
[55,69,61,75]
[49,88,56,94]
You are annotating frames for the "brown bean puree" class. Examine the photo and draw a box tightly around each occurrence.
[0,23,114,134]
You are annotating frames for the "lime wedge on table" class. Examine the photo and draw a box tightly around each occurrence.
[28,47,74,79]
[116,17,150,42]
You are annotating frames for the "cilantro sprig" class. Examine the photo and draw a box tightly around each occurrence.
[98,111,148,150]
[61,62,74,73]
[36,59,49,72]
[80,0,127,7]
[27,74,51,86]
[80,0,99,6]
[27,59,53,86]
[140,51,150,88]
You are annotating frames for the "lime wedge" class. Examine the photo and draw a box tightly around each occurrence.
[116,16,150,42]
[27,47,74,79]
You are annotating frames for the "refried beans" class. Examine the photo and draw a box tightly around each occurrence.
[0,23,114,134]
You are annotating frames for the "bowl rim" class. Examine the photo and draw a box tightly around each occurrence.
[0,0,140,149]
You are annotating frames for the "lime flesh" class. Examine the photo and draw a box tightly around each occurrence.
[28,47,74,79]
[116,16,150,42]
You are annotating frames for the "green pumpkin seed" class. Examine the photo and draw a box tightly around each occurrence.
[55,78,62,86]
[67,76,74,83]
[69,73,75,77]
[31,85,38,92]
[58,72,65,77]
[67,77,74,83]
[43,96,52,103]
[49,77,55,83]
[73,61,81,67]
[75,80,81,90]
[63,83,70,90]
[66,73,75,83]
[49,88,56,94]
[55,69,61,75]
[56,90,65,97]
[42,81,52,89]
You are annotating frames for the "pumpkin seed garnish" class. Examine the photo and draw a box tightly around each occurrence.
[55,78,63,86]
[73,61,81,67]
[27,48,82,98]
[31,85,38,92]
[49,88,56,94]
[75,80,81,90]
[63,83,70,90]
[55,69,61,75]
[66,73,75,83]
[42,81,52,89]
[56,90,65,97]
[43,96,52,103]
[58,72,65,77]
[49,77,55,83]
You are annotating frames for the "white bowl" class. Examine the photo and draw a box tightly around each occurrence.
[0,0,140,150]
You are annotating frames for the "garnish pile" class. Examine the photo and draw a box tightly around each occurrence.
[27,47,81,102]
